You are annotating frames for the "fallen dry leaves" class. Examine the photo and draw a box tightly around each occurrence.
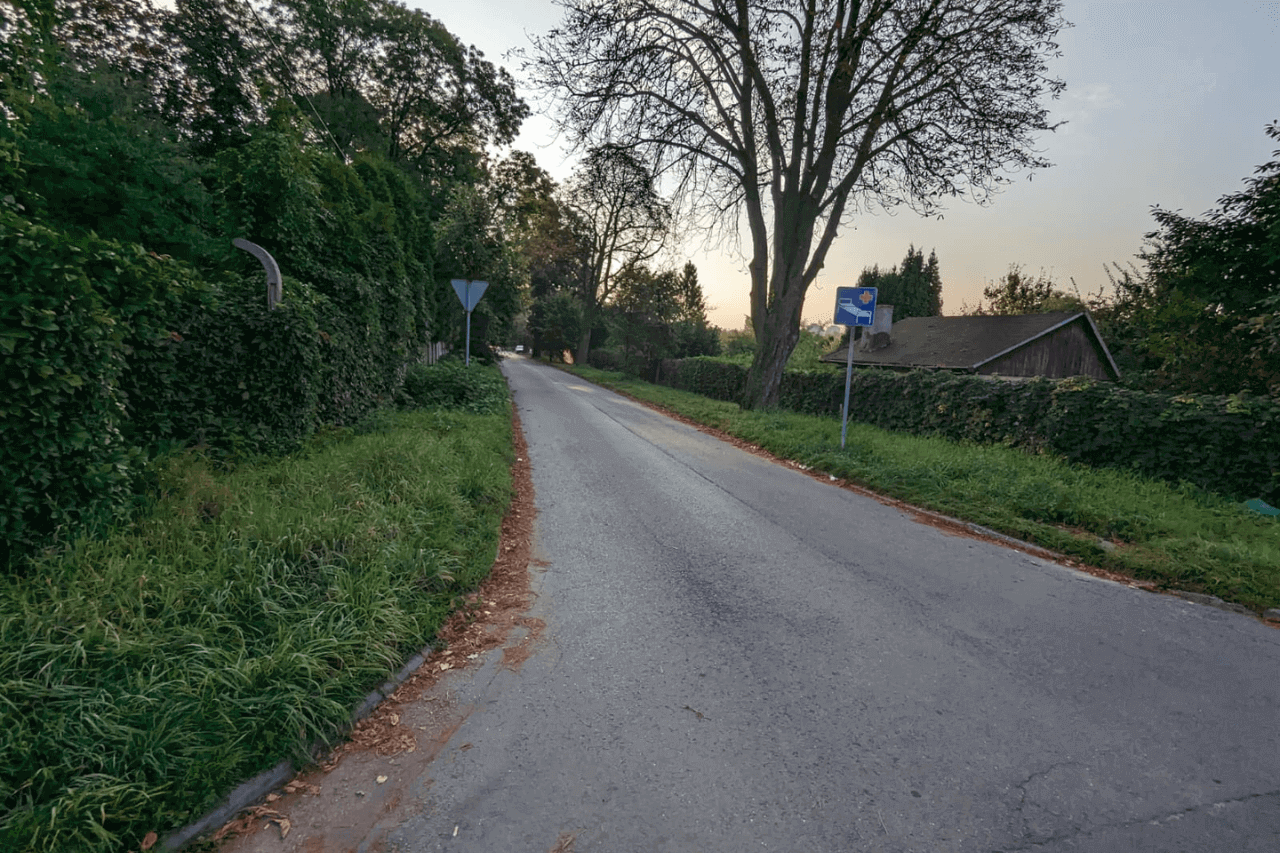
[314,407,541,769]
[211,806,290,843]
[549,831,577,852]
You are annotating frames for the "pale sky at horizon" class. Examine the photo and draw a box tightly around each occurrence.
[426,0,1279,330]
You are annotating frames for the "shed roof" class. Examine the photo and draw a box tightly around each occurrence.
[819,312,1120,379]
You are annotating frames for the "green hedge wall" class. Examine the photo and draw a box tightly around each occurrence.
[659,357,1280,503]
[116,270,412,460]
[0,212,202,564]
[1,210,434,569]
[661,357,750,404]
[156,276,326,454]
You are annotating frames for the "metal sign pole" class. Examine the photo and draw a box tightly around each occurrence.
[465,309,472,367]
[841,330,855,449]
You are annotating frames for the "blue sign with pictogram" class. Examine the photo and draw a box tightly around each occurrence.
[835,286,878,326]
[835,285,879,450]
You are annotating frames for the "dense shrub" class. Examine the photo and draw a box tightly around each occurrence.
[1037,380,1280,505]
[1,89,229,269]
[658,357,1280,502]
[588,348,629,373]
[662,356,753,404]
[158,276,325,455]
[395,360,509,415]
[156,271,428,451]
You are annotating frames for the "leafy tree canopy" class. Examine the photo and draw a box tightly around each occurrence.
[1082,122,1280,396]
[608,260,720,373]
[527,289,582,360]
[969,265,1083,316]
[263,0,528,169]
[1142,121,1280,316]
[559,144,671,363]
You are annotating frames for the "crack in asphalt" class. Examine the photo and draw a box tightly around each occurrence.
[1014,761,1084,794]
[997,788,1280,850]
[1008,762,1087,845]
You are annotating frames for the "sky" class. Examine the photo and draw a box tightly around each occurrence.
[421,0,1280,330]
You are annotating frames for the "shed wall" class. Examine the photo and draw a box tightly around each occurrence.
[979,320,1114,380]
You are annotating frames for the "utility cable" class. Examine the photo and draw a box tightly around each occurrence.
[236,0,348,162]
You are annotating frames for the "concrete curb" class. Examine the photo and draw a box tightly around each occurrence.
[1167,590,1258,616]
[160,641,436,851]
[161,539,503,850]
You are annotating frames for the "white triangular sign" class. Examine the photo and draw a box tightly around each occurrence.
[451,279,489,312]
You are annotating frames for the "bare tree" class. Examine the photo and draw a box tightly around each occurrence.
[562,144,670,364]
[531,0,1067,407]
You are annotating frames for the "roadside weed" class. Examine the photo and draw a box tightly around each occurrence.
[0,399,512,852]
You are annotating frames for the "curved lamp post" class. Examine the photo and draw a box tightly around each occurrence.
[233,238,283,310]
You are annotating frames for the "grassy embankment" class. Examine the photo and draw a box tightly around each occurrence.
[0,363,513,853]
[563,364,1280,614]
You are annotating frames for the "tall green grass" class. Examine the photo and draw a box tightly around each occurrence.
[0,366,513,853]
[565,365,1280,611]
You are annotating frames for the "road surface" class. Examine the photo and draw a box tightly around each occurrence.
[227,356,1280,852]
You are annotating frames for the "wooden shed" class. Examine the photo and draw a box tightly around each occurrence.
[819,311,1121,381]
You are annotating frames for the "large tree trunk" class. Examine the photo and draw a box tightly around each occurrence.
[575,303,595,365]
[741,193,817,409]
[742,278,806,409]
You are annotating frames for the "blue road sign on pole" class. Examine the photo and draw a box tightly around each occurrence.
[835,286,878,326]
[835,286,877,449]
[451,279,489,366]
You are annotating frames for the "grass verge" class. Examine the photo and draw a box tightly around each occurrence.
[0,364,513,853]
[563,365,1280,614]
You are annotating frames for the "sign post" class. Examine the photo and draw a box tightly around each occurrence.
[450,279,489,366]
[834,286,877,449]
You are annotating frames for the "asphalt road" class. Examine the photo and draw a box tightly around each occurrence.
[380,357,1279,852]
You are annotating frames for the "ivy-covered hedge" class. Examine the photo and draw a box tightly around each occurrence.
[659,357,1280,503]
[149,276,325,455]
[660,356,749,403]
[1,210,435,569]
[0,212,202,564]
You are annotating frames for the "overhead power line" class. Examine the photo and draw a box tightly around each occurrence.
[236,0,348,162]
